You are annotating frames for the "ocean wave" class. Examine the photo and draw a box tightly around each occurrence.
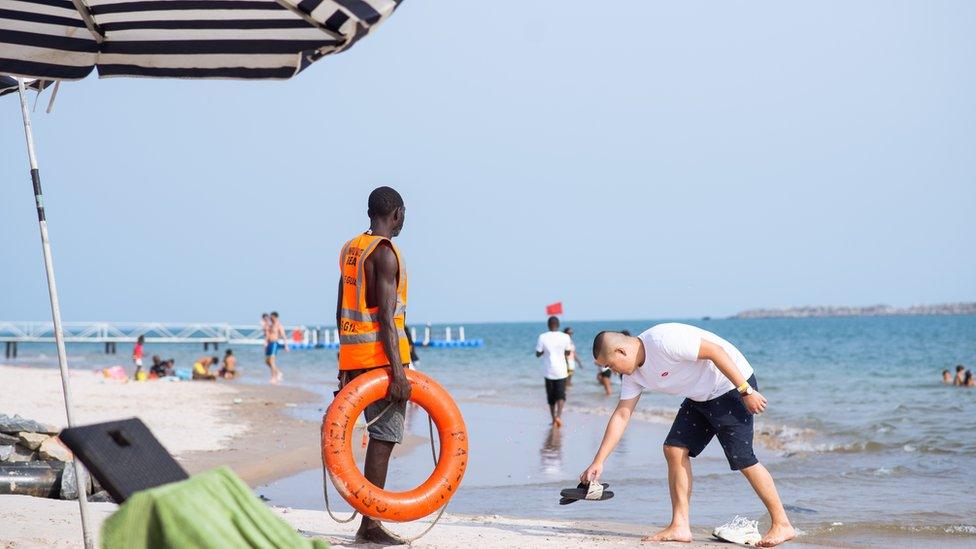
[813,521,976,538]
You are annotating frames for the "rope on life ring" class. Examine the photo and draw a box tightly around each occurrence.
[321,368,468,540]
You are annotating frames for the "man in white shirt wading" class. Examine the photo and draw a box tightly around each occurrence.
[535,316,574,427]
[580,323,795,547]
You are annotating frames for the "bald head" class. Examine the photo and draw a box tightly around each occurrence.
[592,330,643,375]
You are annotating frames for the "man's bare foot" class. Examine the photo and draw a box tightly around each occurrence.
[642,525,693,543]
[356,523,405,545]
[757,523,795,547]
[554,417,563,428]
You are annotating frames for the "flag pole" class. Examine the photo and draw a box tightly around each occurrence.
[17,77,95,549]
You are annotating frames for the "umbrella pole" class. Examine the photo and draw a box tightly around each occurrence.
[16,78,95,549]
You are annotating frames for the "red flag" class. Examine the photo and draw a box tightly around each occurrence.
[546,302,563,316]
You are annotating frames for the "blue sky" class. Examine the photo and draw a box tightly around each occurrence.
[1,1,974,325]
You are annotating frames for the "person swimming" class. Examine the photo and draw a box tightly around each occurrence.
[942,369,953,384]
[953,365,966,386]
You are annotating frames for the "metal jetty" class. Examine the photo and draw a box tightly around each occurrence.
[1,321,483,358]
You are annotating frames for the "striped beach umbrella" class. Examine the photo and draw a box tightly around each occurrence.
[2,4,403,547]
[1,0,399,80]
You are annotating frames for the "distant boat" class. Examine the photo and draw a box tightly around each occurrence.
[701,316,711,321]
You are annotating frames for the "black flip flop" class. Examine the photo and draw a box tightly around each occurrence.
[559,482,613,505]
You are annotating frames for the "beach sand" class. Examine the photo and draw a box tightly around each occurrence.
[0,365,879,548]
[2,494,830,548]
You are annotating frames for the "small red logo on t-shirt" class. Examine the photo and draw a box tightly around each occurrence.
[661,371,669,377]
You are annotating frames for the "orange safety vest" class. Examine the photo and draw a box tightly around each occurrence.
[337,233,410,371]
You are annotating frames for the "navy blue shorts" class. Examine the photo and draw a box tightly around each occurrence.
[664,375,758,471]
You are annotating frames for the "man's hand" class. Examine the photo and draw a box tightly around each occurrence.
[579,461,603,484]
[742,391,767,414]
[387,368,412,402]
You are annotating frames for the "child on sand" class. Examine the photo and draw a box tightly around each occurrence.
[132,335,144,376]
[582,323,795,547]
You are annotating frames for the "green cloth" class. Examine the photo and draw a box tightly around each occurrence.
[101,467,329,549]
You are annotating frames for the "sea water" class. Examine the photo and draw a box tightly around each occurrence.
[11,315,976,541]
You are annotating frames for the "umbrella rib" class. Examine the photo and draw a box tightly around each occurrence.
[68,0,105,43]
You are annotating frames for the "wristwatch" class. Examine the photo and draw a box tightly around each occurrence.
[737,382,753,396]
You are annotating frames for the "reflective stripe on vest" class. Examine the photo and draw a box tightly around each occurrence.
[337,233,410,371]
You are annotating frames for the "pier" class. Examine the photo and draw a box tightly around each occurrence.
[0,321,483,358]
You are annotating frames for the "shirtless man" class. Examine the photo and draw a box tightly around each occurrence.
[264,311,286,383]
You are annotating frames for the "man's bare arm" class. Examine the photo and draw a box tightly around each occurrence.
[580,395,640,483]
[373,244,411,402]
[698,339,766,414]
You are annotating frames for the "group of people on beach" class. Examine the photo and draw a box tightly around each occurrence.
[326,187,795,547]
[129,334,238,381]
[943,364,975,387]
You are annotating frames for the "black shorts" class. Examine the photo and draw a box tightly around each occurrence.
[544,378,567,405]
[599,369,612,379]
[664,375,758,471]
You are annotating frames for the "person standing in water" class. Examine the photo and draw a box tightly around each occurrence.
[335,186,412,545]
[264,311,286,383]
[583,323,795,547]
[535,316,573,427]
[563,327,583,385]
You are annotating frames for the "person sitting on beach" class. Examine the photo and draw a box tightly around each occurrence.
[954,365,966,386]
[536,316,573,427]
[193,356,218,381]
[582,323,795,547]
[219,349,237,379]
[942,369,953,384]
[149,355,165,377]
[217,349,237,379]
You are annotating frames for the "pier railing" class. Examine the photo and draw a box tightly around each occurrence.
[1,321,483,357]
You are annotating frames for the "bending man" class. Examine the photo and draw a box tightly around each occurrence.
[581,323,795,547]
[335,186,412,545]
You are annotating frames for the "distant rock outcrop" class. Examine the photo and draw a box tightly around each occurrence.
[733,302,976,319]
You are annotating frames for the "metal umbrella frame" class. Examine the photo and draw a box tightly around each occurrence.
[12,78,97,548]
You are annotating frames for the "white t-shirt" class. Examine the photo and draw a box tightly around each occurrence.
[536,331,574,380]
[620,323,754,402]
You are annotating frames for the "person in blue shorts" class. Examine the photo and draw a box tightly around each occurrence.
[263,311,286,383]
[581,323,795,547]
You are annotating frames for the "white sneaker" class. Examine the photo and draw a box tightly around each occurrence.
[713,515,762,545]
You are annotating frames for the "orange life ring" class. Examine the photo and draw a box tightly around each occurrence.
[322,368,468,522]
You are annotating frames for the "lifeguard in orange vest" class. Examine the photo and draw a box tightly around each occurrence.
[334,186,412,545]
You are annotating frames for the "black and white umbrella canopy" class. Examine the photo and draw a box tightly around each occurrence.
[0,0,401,80]
[0,74,50,95]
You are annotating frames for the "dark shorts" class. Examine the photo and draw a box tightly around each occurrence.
[337,367,408,444]
[544,377,567,405]
[599,369,612,379]
[265,341,280,357]
[664,375,759,471]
